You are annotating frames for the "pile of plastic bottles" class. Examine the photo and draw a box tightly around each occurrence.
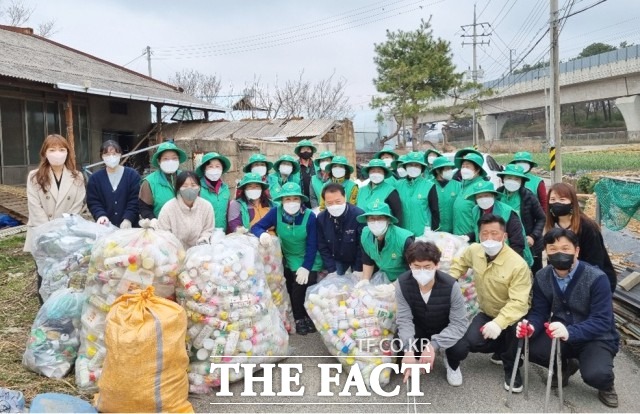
[176,232,289,394]
[75,227,185,392]
[305,274,397,387]
[257,237,294,333]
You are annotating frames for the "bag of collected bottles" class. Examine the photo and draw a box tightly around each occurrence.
[30,214,116,301]
[177,231,289,394]
[257,236,295,333]
[0,388,25,413]
[75,224,185,392]
[305,273,398,387]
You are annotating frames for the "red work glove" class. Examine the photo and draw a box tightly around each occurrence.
[516,319,534,339]
[544,322,554,338]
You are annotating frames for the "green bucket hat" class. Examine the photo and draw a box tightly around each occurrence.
[430,156,456,175]
[424,149,443,164]
[465,180,498,200]
[361,158,392,178]
[373,149,399,160]
[454,147,482,164]
[314,150,334,168]
[196,152,231,177]
[356,201,398,224]
[325,155,354,174]
[243,153,273,173]
[238,172,268,189]
[273,182,308,203]
[402,151,428,168]
[151,141,187,169]
[273,154,300,175]
[497,164,530,182]
[294,139,318,156]
[509,151,538,167]
[394,154,409,169]
[455,152,487,177]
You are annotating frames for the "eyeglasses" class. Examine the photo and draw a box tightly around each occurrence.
[409,264,436,271]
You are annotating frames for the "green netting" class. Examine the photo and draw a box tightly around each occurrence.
[594,177,640,231]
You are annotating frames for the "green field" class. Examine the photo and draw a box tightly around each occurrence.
[493,151,640,173]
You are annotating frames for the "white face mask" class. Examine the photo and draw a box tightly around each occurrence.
[412,269,436,286]
[406,166,422,178]
[481,239,503,256]
[251,165,267,176]
[442,169,455,181]
[476,196,495,210]
[503,178,521,193]
[381,158,393,167]
[515,162,531,173]
[368,220,389,237]
[332,166,346,178]
[460,167,475,180]
[279,164,293,175]
[205,168,223,182]
[327,203,347,217]
[283,201,300,215]
[47,152,67,167]
[319,161,329,172]
[245,188,262,200]
[369,172,384,184]
[103,154,120,169]
[160,159,179,174]
[396,167,408,178]
[427,155,438,165]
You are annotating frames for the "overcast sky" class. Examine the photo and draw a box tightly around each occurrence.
[23,0,639,130]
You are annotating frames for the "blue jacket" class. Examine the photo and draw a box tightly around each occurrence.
[316,204,365,273]
[86,167,141,226]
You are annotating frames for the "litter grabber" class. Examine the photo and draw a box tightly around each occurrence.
[506,319,531,408]
[544,336,564,412]
[406,382,417,414]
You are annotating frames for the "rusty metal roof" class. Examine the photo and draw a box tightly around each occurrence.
[0,26,226,112]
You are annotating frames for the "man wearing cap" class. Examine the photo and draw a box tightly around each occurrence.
[241,153,273,198]
[320,156,359,209]
[268,154,300,201]
[509,151,547,211]
[452,151,489,235]
[294,140,318,209]
[251,182,323,335]
[356,159,403,224]
[196,152,232,231]
[374,149,400,187]
[395,151,440,236]
[227,172,273,233]
[429,156,462,233]
[310,150,334,210]
[139,141,187,219]
[358,201,415,282]
[497,164,546,274]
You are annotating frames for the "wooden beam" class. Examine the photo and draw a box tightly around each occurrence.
[64,94,76,168]
[154,103,163,145]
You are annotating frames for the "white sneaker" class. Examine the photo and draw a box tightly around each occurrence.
[444,355,463,386]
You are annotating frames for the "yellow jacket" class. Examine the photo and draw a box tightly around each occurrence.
[450,243,532,329]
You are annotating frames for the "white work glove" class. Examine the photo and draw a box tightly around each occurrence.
[326,272,338,278]
[119,219,132,229]
[354,279,370,289]
[481,320,502,340]
[96,216,109,225]
[295,267,310,285]
[259,232,272,247]
[547,321,569,341]
[352,271,363,278]
[234,226,248,234]
[139,218,158,230]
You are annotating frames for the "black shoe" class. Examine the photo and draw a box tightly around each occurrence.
[503,369,523,393]
[295,319,309,335]
[598,386,618,408]
[305,317,317,333]
[551,358,579,388]
[490,352,503,365]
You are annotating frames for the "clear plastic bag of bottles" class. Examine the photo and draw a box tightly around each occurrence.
[75,227,185,392]
[305,273,398,387]
[30,214,116,302]
[22,287,86,378]
[177,232,289,394]
[258,237,294,333]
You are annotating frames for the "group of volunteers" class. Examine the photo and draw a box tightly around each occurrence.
[24,134,618,407]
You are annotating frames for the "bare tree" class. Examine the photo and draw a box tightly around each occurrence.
[0,0,58,38]
[37,19,57,38]
[168,69,222,103]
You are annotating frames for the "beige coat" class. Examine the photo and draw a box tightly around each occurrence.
[24,167,86,252]
[157,196,214,249]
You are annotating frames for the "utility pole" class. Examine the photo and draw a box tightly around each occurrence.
[549,0,562,183]
[509,49,516,74]
[461,4,491,148]
[146,46,152,78]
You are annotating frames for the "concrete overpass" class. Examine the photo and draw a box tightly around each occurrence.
[420,44,640,141]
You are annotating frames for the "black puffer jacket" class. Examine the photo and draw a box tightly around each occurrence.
[497,185,546,255]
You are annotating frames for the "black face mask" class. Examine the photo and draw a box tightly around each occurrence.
[547,252,575,271]
[549,202,573,217]
[299,152,313,160]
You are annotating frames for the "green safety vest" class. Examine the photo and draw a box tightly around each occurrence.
[452,175,485,235]
[356,181,395,211]
[144,170,180,218]
[238,198,273,230]
[524,173,543,202]
[199,177,230,230]
[331,178,357,202]
[435,179,461,234]
[396,177,435,236]
[471,201,534,267]
[275,207,323,271]
[384,175,398,187]
[311,175,329,202]
[361,225,413,282]
[268,173,300,202]
[500,189,522,213]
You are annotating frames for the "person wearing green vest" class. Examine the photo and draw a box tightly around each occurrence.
[452,152,488,235]
[310,150,334,210]
[358,201,414,282]
[294,139,318,209]
[430,156,462,233]
[496,164,546,274]
[509,151,548,211]
[195,152,231,232]
[268,154,300,201]
[374,148,399,187]
[241,153,273,198]
[465,180,533,267]
[394,154,409,183]
[424,148,443,169]
[251,182,322,335]
[139,141,187,219]
[227,172,273,233]
[356,159,404,224]
[319,156,359,209]
[395,152,440,236]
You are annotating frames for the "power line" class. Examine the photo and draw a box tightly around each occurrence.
[558,0,608,21]
[122,50,147,67]
[477,0,493,19]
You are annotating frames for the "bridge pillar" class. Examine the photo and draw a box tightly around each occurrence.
[478,114,508,141]
[616,96,640,140]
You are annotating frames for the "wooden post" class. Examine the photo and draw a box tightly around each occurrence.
[154,103,163,145]
[64,95,76,167]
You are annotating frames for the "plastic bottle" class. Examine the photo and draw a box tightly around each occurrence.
[76,357,90,388]
[193,325,214,349]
